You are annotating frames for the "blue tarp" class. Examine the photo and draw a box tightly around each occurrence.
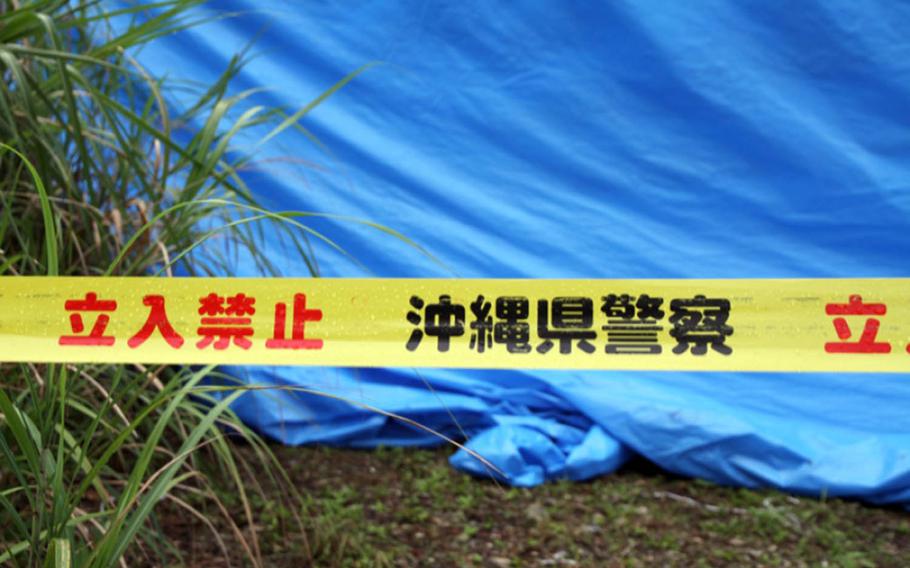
[132,1,910,503]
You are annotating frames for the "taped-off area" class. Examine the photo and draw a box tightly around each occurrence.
[0,277,908,372]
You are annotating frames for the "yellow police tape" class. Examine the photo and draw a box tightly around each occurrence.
[1,277,908,372]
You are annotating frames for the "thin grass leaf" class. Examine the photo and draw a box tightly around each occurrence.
[0,142,57,277]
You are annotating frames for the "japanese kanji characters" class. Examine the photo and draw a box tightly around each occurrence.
[196,292,256,350]
[55,286,910,361]
[825,295,891,354]
[128,295,184,348]
[537,297,597,354]
[406,295,465,352]
[669,295,733,356]
[58,290,324,351]
[265,293,323,349]
[404,293,735,355]
[494,296,532,353]
[58,292,117,346]
[601,294,664,355]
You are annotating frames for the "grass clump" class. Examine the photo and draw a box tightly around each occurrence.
[0,1,358,565]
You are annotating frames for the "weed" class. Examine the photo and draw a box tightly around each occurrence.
[0,1,374,565]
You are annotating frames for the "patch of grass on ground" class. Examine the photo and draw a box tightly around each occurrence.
[161,445,910,567]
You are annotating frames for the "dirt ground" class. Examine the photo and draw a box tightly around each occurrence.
[154,443,910,567]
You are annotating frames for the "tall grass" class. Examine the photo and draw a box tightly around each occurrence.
[0,1,368,565]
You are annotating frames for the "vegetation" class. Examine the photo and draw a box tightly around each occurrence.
[165,444,910,567]
[0,1,360,565]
